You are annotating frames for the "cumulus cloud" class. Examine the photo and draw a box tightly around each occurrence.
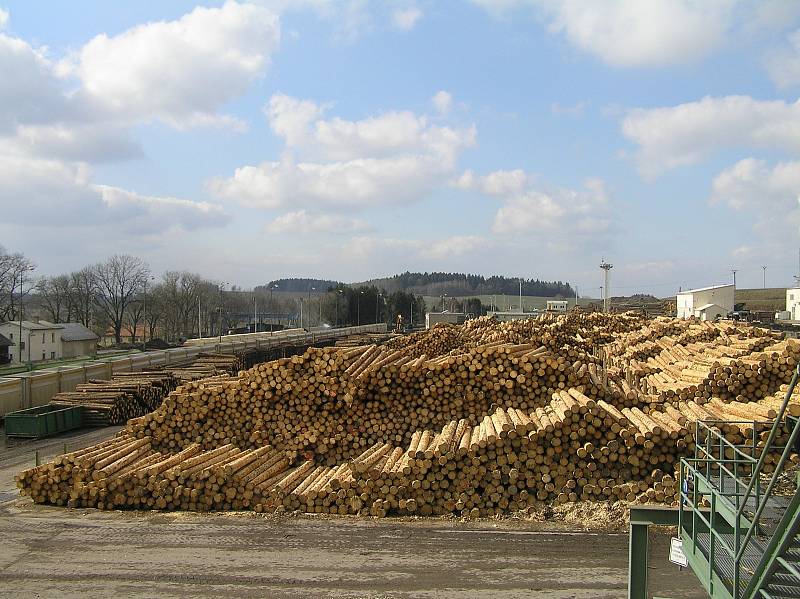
[0,8,8,29]
[0,152,228,234]
[473,0,737,67]
[767,29,800,89]
[212,94,476,209]
[266,210,371,234]
[392,7,422,31]
[341,235,492,262]
[457,170,612,238]
[710,157,800,237]
[432,91,453,115]
[58,1,280,128]
[621,96,800,176]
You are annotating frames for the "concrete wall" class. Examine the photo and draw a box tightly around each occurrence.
[62,339,96,359]
[0,324,386,419]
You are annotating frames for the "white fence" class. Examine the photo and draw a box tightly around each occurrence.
[0,324,386,419]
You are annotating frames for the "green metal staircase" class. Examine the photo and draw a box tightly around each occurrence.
[679,365,800,599]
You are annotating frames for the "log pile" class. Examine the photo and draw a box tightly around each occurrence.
[17,313,800,516]
[48,373,178,426]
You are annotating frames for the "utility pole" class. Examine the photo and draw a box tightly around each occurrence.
[358,290,364,325]
[519,278,523,313]
[410,297,414,328]
[732,269,738,288]
[600,260,613,313]
[198,296,202,339]
[143,275,154,350]
[376,293,381,324]
[253,292,257,333]
[574,285,578,308]
[762,265,767,289]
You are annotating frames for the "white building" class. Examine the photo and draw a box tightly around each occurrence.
[676,284,735,320]
[546,300,569,313]
[787,289,800,320]
[0,320,64,364]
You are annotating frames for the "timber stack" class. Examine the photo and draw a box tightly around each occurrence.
[18,313,800,516]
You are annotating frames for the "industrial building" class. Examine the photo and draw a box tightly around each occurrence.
[0,320,64,364]
[676,284,734,320]
[425,312,467,329]
[60,323,99,358]
[546,300,568,313]
[786,288,800,320]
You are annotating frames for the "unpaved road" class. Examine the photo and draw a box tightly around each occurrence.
[1,426,706,597]
[0,500,706,598]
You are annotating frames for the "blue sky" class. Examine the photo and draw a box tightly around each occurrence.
[2,1,800,297]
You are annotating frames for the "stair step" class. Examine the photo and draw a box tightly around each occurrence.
[779,557,800,580]
[773,571,800,587]
[766,583,800,598]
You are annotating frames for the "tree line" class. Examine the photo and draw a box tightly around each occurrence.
[361,271,575,297]
[0,247,436,346]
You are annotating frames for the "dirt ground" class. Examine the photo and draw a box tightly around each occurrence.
[0,427,707,598]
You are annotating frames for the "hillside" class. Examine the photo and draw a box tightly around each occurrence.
[259,278,341,293]
[356,271,574,298]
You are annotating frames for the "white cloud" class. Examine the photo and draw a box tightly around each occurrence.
[0,152,228,234]
[551,100,588,117]
[266,210,371,234]
[432,90,453,115]
[392,7,422,31]
[266,94,474,163]
[340,235,492,261]
[473,0,736,67]
[212,94,476,209]
[0,9,8,29]
[710,158,800,237]
[621,95,800,176]
[454,168,531,196]
[58,1,280,128]
[767,29,800,89]
[457,170,612,238]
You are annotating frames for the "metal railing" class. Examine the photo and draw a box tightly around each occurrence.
[679,363,800,598]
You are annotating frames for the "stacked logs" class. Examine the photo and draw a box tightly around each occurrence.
[48,373,178,426]
[18,386,799,514]
[16,314,800,516]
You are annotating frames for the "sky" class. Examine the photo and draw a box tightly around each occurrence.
[2,0,800,297]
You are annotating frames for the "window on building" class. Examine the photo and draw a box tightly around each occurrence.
[42,352,45,361]
[9,332,12,339]
[51,333,55,343]
[51,351,55,359]
[20,341,25,350]
[42,332,45,343]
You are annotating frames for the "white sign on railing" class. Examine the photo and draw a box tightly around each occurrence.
[669,537,687,568]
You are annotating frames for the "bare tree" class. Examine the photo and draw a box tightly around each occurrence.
[68,267,97,328]
[145,283,167,342]
[36,275,72,323]
[123,297,145,343]
[0,245,35,321]
[92,255,148,345]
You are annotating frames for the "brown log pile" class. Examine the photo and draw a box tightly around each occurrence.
[18,313,800,516]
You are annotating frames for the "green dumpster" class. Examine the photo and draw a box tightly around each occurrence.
[4,404,84,438]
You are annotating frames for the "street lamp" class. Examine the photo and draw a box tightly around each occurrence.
[336,289,343,327]
[376,293,382,324]
[358,290,364,325]
[143,275,154,351]
[17,265,35,364]
[269,284,279,334]
[218,282,228,344]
